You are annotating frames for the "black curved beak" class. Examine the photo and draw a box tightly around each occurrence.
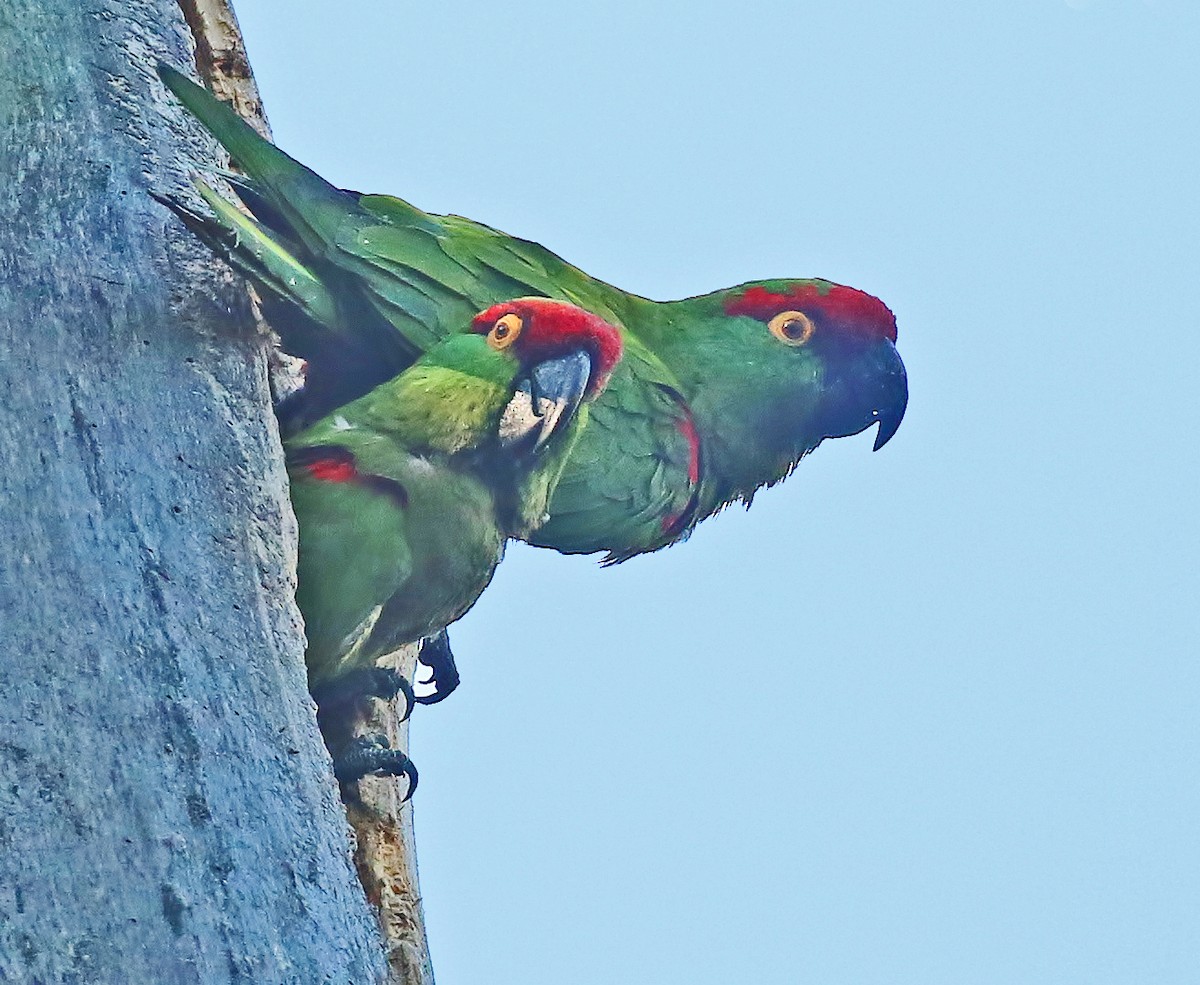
[870,339,908,450]
[823,337,908,451]
[499,350,593,453]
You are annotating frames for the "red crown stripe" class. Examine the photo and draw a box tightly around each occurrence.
[724,284,897,342]
[471,298,623,393]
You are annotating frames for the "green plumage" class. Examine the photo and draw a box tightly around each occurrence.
[160,65,908,564]
[287,320,599,685]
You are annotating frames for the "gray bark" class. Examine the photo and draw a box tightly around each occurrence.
[0,2,389,981]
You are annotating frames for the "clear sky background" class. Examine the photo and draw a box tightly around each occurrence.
[229,2,1198,982]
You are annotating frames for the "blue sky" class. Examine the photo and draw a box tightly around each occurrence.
[229,2,1198,982]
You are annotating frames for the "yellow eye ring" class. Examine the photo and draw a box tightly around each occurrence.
[488,312,524,350]
[767,310,816,347]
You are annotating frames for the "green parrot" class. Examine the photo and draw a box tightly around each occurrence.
[158,66,908,564]
[289,297,622,791]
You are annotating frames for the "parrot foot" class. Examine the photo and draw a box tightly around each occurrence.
[312,667,416,724]
[414,629,461,705]
[333,735,418,801]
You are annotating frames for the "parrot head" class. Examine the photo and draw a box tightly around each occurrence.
[444,297,623,534]
[328,297,624,538]
[640,278,907,513]
[468,297,623,458]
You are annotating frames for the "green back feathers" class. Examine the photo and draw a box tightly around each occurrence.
[294,333,515,457]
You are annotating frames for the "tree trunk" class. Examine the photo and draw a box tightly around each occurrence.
[0,2,397,980]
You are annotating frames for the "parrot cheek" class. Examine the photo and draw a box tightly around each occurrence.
[757,373,826,461]
[498,380,541,449]
[498,350,593,454]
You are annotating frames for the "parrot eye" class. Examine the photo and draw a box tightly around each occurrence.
[488,313,524,350]
[767,310,816,347]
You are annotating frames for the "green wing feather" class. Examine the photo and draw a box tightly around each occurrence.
[158,65,375,255]
[288,461,414,684]
[531,356,699,562]
[283,344,512,684]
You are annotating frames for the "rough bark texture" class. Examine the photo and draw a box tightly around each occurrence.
[175,3,435,981]
[176,0,269,135]
[0,1,390,981]
[346,645,435,985]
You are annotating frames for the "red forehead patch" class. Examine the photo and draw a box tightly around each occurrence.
[724,283,897,342]
[472,297,624,394]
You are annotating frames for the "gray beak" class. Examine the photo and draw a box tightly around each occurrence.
[499,350,593,453]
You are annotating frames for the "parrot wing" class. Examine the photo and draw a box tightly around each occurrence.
[287,445,416,685]
[529,351,701,563]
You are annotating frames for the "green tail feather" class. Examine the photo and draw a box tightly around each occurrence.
[159,64,359,255]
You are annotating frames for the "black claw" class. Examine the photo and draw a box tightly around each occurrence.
[414,630,461,705]
[333,735,418,801]
[312,666,416,723]
[378,669,416,722]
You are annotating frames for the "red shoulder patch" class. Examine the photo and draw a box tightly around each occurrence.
[308,459,357,482]
[677,412,701,487]
[289,445,358,483]
[659,407,702,536]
